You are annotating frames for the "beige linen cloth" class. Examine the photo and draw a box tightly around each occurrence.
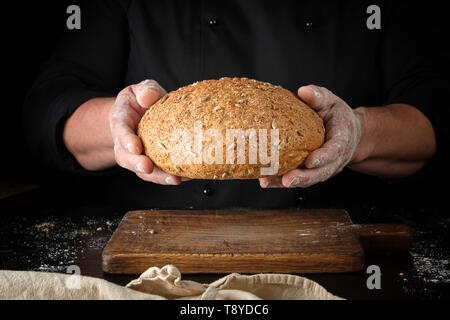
[0,265,342,300]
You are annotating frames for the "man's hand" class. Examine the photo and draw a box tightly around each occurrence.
[259,85,364,188]
[110,79,187,185]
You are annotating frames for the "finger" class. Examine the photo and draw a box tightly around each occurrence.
[110,94,142,134]
[132,79,167,109]
[117,132,143,155]
[305,104,354,169]
[259,176,284,188]
[109,95,145,155]
[304,119,351,169]
[114,143,154,174]
[112,90,143,118]
[136,167,182,186]
[297,85,337,113]
[110,115,142,156]
[281,161,341,188]
[259,177,271,188]
[304,138,345,169]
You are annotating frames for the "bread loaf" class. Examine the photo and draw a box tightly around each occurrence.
[137,78,324,179]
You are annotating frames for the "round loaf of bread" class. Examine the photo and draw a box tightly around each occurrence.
[137,78,324,180]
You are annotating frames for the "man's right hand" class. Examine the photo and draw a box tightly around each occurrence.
[109,79,188,185]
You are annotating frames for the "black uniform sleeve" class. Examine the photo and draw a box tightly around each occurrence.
[380,3,450,157]
[23,0,130,174]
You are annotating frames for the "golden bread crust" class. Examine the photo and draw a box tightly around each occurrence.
[137,78,324,179]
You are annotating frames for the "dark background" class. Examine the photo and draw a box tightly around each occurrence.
[0,1,449,301]
[2,2,72,184]
[1,1,449,208]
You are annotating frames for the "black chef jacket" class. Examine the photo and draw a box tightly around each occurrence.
[23,0,450,210]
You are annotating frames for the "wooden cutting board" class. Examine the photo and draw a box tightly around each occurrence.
[102,209,412,274]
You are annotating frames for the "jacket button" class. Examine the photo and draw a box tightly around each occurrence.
[203,187,214,196]
[208,18,218,26]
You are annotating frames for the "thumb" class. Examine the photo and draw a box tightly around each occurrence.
[134,79,167,109]
[297,85,334,112]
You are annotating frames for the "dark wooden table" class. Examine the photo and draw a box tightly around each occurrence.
[1,186,449,300]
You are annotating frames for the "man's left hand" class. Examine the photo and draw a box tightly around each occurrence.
[259,85,364,188]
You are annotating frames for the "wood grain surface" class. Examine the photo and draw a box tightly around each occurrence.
[103,209,367,274]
